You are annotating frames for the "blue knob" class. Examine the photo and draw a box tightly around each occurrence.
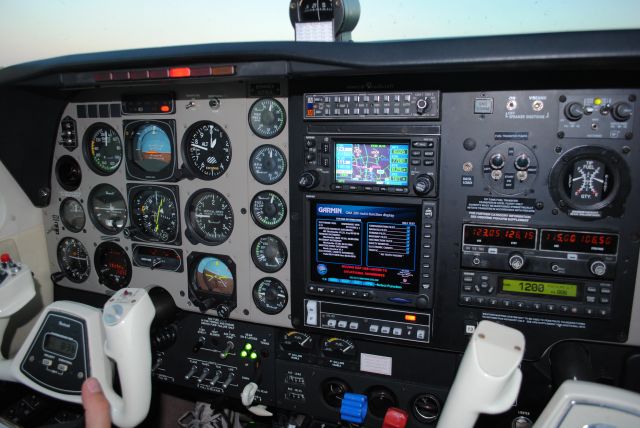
[340,392,368,424]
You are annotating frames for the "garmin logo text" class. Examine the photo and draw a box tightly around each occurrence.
[318,206,342,214]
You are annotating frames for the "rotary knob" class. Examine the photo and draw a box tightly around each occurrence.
[489,153,505,170]
[611,102,633,122]
[508,253,525,271]
[416,98,431,115]
[514,154,530,171]
[413,175,434,196]
[298,171,319,190]
[564,102,584,121]
[590,260,607,277]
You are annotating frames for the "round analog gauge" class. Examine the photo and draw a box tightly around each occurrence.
[191,256,234,296]
[250,145,287,184]
[131,187,179,242]
[59,198,85,233]
[57,238,90,283]
[251,234,288,273]
[249,98,286,139]
[252,277,288,315]
[83,123,123,175]
[88,184,127,235]
[183,121,232,179]
[94,242,131,290]
[186,190,234,245]
[55,156,82,191]
[132,123,173,173]
[250,191,287,229]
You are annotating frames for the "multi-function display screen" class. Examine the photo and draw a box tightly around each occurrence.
[463,225,537,249]
[500,278,579,300]
[335,142,409,186]
[43,333,77,359]
[310,201,420,293]
[540,230,618,254]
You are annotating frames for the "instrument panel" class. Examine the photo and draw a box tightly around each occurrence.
[45,82,293,328]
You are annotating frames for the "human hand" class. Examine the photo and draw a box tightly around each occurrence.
[81,378,111,428]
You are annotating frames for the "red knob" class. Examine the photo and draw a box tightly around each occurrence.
[0,253,11,264]
[382,407,409,428]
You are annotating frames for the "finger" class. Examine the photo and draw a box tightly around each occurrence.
[82,377,111,428]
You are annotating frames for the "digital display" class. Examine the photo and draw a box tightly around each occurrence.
[500,278,579,299]
[310,201,420,293]
[43,333,77,359]
[335,142,409,186]
[463,225,537,249]
[540,230,618,254]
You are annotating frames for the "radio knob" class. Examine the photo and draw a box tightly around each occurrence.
[413,175,434,196]
[564,102,584,121]
[489,153,505,170]
[590,260,607,277]
[416,295,430,310]
[298,171,319,190]
[508,253,525,271]
[416,98,431,115]
[611,102,633,122]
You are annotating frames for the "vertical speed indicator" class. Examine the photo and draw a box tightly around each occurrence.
[249,98,286,139]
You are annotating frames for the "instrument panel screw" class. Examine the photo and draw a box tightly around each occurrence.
[535,202,544,210]
[625,132,633,140]
[557,131,565,139]
[559,95,567,103]
[622,146,631,154]
[629,94,636,102]
[554,146,562,153]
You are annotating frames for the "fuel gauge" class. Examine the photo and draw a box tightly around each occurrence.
[321,337,357,359]
[281,331,313,352]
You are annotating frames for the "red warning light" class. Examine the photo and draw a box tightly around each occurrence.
[160,105,171,113]
[169,67,191,78]
[404,314,417,322]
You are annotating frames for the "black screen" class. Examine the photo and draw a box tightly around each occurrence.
[309,201,420,293]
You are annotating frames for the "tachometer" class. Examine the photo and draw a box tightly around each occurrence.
[248,98,286,139]
[252,277,288,315]
[185,189,234,245]
[57,238,90,283]
[183,121,232,179]
[94,242,131,290]
[88,184,127,235]
[251,234,288,273]
[249,145,287,184]
[83,123,123,175]
[250,191,287,229]
[129,186,179,243]
[59,198,85,233]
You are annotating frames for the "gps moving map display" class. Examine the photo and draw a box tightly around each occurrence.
[310,201,420,292]
[335,142,409,186]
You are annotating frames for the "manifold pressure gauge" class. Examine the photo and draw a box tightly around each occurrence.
[249,98,286,139]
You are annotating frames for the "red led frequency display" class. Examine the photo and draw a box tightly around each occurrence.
[463,225,537,249]
[540,230,618,254]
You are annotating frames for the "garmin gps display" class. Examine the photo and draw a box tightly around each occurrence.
[335,142,409,186]
[310,201,420,293]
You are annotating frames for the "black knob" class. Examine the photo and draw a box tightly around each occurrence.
[368,386,398,418]
[298,171,319,190]
[416,98,431,115]
[413,175,434,196]
[416,295,429,310]
[196,298,216,312]
[589,260,607,277]
[489,153,505,170]
[514,154,530,171]
[508,253,525,271]
[564,102,584,121]
[216,304,231,319]
[611,102,633,122]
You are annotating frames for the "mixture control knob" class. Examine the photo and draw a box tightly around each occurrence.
[564,102,584,121]
[298,171,319,190]
[514,154,530,171]
[413,175,434,196]
[590,260,607,277]
[489,153,505,170]
[611,102,633,122]
[416,98,431,115]
[508,253,525,271]
[222,372,235,389]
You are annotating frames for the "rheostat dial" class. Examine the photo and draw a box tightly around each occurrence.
[186,189,234,245]
[249,145,287,185]
[131,187,179,243]
[94,242,131,290]
[252,277,288,314]
[83,123,123,175]
[183,121,232,180]
[57,238,90,283]
[250,191,287,229]
[59,198,85,233]
[251,234,288,273]
[248,98,286,139]
[88,184,127,235]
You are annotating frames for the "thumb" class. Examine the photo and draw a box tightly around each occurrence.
[82,377,111,428]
